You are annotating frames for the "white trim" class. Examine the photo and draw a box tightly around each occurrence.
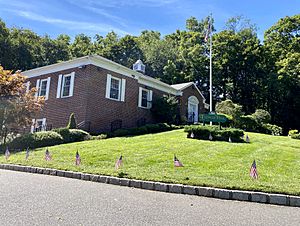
[42,118,47,130]
[106,75,122,101]
[45,77,51,100]
[21,55,180,96]
[60,72,74,98]
[172,82,206,101]
[25,81,30,93]
[69,72,75,97]
[105,74,111,99]
[30,119,35,133]
[121,79,126,102]
[35,79,40,98]
[56,74,62,98]
[138,87,152,109]
[188,96,199,123]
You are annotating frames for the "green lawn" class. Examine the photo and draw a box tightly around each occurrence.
[2,129,300,195]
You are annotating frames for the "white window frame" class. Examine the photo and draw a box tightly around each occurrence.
[31,118,47,133]
[105,74,126,102]
[57,72,75,98]
[138,87,153,109]
[36,77,51,100]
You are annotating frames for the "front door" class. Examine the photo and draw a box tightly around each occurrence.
[188,96,199,123]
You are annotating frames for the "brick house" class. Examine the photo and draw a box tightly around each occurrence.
[23,55,208,133]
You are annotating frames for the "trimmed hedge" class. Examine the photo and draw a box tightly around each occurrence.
[184,125,244,142]
[52,128,90,143]
[291,133,300,140]
[7,131,64,150]
[112,123,175,137]
[260,123,282,136]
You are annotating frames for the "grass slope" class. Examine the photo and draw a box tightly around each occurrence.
[2,129,300,195]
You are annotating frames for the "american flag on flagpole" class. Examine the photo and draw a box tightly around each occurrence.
[204,16,212,42]
[250,160,258,179]
[174,155,183,167]
[75,151,81,165]
[45,148,52,161]
[25,147,30,160]
[5,147,10,160]
[115,155,123,170]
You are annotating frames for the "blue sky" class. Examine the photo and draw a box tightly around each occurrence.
[0,0,299,40]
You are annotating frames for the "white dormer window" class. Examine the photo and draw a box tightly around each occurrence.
[35,77,51,100]
[138,87,153,109]
[105,74,126,102]
[56,72,75,98]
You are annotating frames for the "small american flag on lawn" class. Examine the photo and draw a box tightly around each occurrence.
[190,132,195,138]
[25,147,30,160]
[115,155,123,170]
[246,134,250,143]
[174,155,183,167]
[75,151,81,165]
[45,148,52,161]
[5,147,10,160]
[250,160,258,179]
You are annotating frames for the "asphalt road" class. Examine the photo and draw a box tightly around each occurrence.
[0,169,299,226]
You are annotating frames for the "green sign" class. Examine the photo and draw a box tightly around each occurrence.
[199,113,228,123]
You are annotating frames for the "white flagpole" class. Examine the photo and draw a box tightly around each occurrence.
[209,14,213,125]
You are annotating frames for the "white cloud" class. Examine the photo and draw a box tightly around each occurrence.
[7,9,130,35]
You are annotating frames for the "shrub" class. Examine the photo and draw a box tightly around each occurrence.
[91,134,108,140]
[69,129,91,141]
[291,133,300,139]
[151,95,179,124]
[184,125,244,142]
[289,129,298,136]
[52,127,71,142]
[237,115,260,132]
[252,109,271,124]
[53,128,91,143]
[112,123,174,137]
[67,113,77,129]
[260,123,283,136]
[8,131,64,150]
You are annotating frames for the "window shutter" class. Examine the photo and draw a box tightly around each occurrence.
[56,74,62,98]
[30,119,35,133]
[35,79,40,98]
[69,72,75,97]
[138,87,143,107]
[148,90,153,108]
[45,77,51,100]
[42,118,47,131]
[25,81,30,93]
[121,79,126,102]
[106,74,112,99]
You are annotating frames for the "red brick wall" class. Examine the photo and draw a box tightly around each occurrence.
[178,84,206,122]
[27,64,167,133]
[28,67,90,130]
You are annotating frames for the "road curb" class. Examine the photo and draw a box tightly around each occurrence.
[1,163,299,207]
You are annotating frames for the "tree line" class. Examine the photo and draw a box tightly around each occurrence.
[0,15,299,133]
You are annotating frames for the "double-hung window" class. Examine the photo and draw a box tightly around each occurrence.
[57,72,75,98]
[138,87,153,109]
[105,74,126,102]
[35,77,51,100]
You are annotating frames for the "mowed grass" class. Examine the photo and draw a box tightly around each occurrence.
[1,129,300,195]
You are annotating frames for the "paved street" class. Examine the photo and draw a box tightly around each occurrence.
[0,169,299,225]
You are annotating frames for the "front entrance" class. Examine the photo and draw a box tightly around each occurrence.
[188,96,199,123]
